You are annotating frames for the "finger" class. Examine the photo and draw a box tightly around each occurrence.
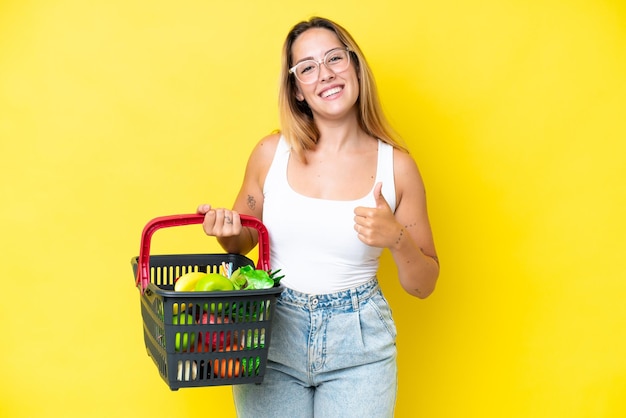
[215,209,237,229]
[219,210,242,235]
[373,182,389,209]
[213,208,226,227]
[223,211,241,231]
[202,210,217,235]
[231,211,242,228]
[197,204,212,214]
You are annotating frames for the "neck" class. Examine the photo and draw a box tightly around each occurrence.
[314,115,367,152]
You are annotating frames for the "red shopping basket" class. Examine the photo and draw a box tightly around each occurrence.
[131,213,283,390]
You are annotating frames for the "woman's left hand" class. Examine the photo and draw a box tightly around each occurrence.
[353,182,402,248]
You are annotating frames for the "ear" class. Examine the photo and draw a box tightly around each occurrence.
[295,88,305,101]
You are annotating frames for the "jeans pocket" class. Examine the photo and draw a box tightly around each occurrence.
[365,290,397,342]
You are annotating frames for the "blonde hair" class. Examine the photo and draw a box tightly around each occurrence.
[278,17,408,161]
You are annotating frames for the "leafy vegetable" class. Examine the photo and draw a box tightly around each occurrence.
[228,266,284,290]
[229,267,247,290]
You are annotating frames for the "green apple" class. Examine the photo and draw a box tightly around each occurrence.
[194,273,235,291]
[172,313,196,352]
[195,273,234,314]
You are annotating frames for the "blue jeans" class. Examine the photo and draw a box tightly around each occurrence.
[233,277,398,418]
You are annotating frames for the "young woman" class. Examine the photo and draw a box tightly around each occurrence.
[197,16,439,418]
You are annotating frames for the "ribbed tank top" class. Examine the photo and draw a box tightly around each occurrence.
[262,136,397,294]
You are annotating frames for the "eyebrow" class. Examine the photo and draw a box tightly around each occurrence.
[293,46,344,65]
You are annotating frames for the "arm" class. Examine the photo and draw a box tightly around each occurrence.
[353,150,439,298]
[197,133,280,255]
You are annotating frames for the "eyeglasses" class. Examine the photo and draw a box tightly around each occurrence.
[289,47,351,84]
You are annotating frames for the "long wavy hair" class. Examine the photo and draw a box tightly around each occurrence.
[278,17,408,161]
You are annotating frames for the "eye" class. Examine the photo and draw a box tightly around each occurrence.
[326,51,346,66]
[298,61,317,75]
[327,54,343,64]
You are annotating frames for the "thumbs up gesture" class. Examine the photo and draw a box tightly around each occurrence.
[353,182,401,248]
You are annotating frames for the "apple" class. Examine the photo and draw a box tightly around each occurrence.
[195,273,234,291]
[194,273,234,314]
[172,313,196,352]
[174,271,207,292]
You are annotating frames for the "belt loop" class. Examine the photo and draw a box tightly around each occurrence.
[351,288,359,311]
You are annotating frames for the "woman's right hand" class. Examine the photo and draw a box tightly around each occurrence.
[196,204,243,237]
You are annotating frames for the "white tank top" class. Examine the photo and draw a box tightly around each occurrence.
[262,136,397,294]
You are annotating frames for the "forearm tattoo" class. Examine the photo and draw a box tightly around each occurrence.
[395,222,416,245]
[395,228,405,245]
[398,222,439,266]
[247,194,256,210]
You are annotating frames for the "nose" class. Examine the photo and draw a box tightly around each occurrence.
[318,62,336,82]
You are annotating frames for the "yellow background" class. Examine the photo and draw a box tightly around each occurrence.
[1,0,625,417]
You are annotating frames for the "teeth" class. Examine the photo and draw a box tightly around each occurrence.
[321,87,342,98]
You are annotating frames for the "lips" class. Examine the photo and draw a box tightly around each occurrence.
[320,86,343,98]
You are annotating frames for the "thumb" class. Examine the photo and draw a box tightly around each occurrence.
[373,182,389,209]
[197,204,212,214]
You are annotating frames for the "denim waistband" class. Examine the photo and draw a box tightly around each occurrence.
[278,276,380,311]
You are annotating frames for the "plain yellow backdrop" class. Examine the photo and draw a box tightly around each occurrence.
[1,0,625,417]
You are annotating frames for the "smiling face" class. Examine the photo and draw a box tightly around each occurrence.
[290,28,360,121]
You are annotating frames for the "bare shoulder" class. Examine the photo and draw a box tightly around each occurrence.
[251,132,281,161]
[233,132,281,217]
[392,148,426,205]
[244,132,281,186]
[246,132,280,171]
[393,148,424,184]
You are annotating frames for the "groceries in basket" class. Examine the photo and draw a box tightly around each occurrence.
[169,263,283,354]
[166,263,283,381]
[174,263,284,292]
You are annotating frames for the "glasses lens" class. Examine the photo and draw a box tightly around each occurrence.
[293,60,319,84]
[325,49,350,72]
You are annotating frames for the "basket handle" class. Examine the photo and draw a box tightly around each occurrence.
[135,213,270,292]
